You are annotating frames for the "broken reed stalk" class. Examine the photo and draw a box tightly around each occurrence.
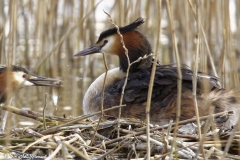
[90,52,108,145]
[166,0,183,158]
[24,128,44,138]
[103,10,130,138]
[0,104,67,122]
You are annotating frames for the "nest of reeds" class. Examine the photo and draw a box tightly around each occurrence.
[0,104,240,160]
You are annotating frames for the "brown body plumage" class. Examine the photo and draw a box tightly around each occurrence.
[74,18,240,127]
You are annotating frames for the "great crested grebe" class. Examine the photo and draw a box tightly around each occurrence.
[74,18,240,127]
[0,65,61,103]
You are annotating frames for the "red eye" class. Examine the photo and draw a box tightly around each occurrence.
[22,74,26,78]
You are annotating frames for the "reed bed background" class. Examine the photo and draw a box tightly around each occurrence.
[0,0,240,129]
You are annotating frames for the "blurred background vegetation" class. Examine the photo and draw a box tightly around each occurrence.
[0,0,239,128]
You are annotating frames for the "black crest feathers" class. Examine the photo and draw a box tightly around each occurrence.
[97,18,145,43]
[0,65,30,74]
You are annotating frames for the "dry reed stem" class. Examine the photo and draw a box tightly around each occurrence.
[8,0,17,65]
[89,52,109,145]
[103,10,130,138]
[200,105,221,152]
[188,0,220,158]
[0,104,67,122]
[22,134,53,153]
[5,67,13,141]
[1,109,8,131]
[191,0,205,158]
[43,93,47,130]
[95,139,129,160]
[40,104,127,135]
[145,0,162,159]
[188,0,219,79]
[60,120,119,130]
[24,128,44,138]
[224,1,239,88]
[45,136,62,160]
[63,141,91,160]
[0,138,35,144]
[90,131,110,141]
[165,0,183,159]
[90,117,102,146]
[61,143,72,160]
[221,29,226,88]
[100,52,108,117]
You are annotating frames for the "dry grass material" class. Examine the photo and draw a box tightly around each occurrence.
[1,0,240,159]
[0,109,240,159]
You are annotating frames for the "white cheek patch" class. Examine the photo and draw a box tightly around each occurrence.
[13,72,34,86]
[100,36,116,54]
